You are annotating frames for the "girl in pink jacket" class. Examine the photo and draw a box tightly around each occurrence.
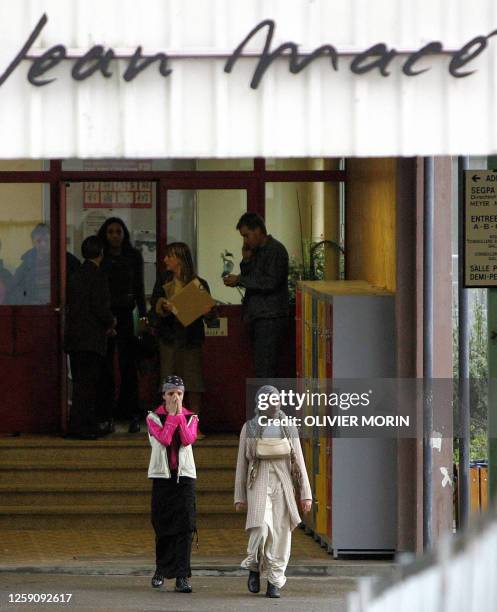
[147,375,198,594]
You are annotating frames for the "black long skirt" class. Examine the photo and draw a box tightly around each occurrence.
[151,476,196,579]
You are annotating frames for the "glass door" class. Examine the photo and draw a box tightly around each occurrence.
[63,180,159,430]
[162,187,253,432]
[0,182,60,433]
[165,189,247,305]
[65,181,158,297]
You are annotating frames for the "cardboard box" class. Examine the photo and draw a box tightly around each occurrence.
[167,278,216,327]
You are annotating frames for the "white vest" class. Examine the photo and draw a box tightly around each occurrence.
[147,412,197,482]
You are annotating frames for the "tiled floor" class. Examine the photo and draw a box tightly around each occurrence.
[0,527,330,566]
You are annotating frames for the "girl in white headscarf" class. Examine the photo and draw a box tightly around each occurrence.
[234,385,312,599]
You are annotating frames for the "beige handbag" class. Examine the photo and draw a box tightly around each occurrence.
[256,437,291,459]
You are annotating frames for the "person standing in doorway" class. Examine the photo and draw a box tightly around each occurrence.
[64,236,116,439]
[9,223,51,304]
[97,217,147,434]
[150,242,215,437]
[8,223,81,305]
[223,213,289,379]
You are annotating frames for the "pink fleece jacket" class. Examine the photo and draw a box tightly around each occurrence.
[146,405,198,470]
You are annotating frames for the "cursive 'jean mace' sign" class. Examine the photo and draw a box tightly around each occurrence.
[1,15,495,90]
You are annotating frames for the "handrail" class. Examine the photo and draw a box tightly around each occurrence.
[349,496,497,611]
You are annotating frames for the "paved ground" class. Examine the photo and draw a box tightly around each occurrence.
[0,528,390,610]
[0,432,393,609]
[0,574,356,611]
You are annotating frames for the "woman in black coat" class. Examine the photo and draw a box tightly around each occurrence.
[97,217,147,433]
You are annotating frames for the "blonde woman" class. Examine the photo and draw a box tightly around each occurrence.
[234,385,312,598]
[150,243,214,429]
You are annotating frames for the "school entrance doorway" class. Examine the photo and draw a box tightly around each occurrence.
[0,159,344,435]
[63,178,258,433]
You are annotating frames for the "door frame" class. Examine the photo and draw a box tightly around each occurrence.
[0,178,62,433]
[57,182,67,432]
[156,179,259,431]
[60,177,257,431]
[0,161,345,432]
[157,176,258,271]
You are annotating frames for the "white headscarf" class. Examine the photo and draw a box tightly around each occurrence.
[247,385,284,439]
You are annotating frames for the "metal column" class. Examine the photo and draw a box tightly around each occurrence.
[458,156,470,528]
[488,156,497,501]
[423,157,434,550]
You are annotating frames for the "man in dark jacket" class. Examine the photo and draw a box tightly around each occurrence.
[224,212,289,378]
[64,236,115,439]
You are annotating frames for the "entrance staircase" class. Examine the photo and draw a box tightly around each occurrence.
[0,434,243,530]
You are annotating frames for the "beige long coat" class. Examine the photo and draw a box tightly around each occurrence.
[234,423,312,531]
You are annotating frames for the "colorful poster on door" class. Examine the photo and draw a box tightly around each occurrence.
[83,181,153,209]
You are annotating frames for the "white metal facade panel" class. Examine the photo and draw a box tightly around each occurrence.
[0,0,497,157]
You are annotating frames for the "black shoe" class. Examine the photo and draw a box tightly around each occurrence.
[98,420,115,435]
[128,418,140,434]
[266,582,281,598]
[248,571,260,593]
[151,569,164,588]
[174,577,192,593]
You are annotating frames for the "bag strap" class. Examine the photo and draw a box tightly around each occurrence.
[282,424,296,451]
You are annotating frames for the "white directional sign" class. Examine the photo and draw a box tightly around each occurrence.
[465,170,497,287]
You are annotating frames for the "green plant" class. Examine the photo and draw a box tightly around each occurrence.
[288,238,326,302]
[453,289,488,461]
[287,191,336,302]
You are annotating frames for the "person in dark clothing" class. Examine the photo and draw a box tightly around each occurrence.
[66,251,81,280]
[0,239,13,305]
[224,212,289,379]
[97,217,147,434]
[0,265,12,305]
[147,375,198,593]
[64,236,116,440]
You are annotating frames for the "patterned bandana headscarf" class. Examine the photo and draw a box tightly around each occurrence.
[162,375,185,393]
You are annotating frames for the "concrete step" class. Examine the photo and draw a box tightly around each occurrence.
[0,443,238,465]
[0,505,246,530]
[0,434,238,448]
[0,435,240,529]
[0,466,236,487]
[0,485,234,508]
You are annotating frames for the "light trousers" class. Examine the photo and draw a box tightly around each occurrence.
[241,465,292,588]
